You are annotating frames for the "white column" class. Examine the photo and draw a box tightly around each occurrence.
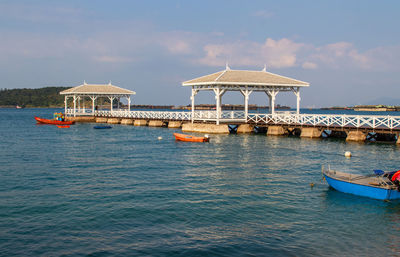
[215,88,220,125]
[73,95,77,117]
[64,96,67,116]
[91,96,97,116]
[292,87,301,114]
[271,93,276,114]
[191,88,198,123]
[76,96,81,113]
[213,88,226,125]
[240,87,253,121]
[128,96,131,112]
[109,96,115,113]
[266,90,278,114]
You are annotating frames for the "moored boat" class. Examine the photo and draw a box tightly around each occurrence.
[93,125,112,129]
[173,133,209,142]
[322,166,400,200]
[35,116,75,125]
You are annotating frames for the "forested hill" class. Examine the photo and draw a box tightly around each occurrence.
[0,87,71,107]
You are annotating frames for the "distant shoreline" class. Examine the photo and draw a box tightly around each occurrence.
[3,104,400,112]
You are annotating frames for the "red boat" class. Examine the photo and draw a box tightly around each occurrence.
[173,133,209,142]
[35,116,75,125]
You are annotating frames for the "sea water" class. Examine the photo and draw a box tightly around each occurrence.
[0,108,400,256]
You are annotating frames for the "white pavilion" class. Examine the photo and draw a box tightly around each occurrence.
[182,65,310,124]
[60,82,136,117]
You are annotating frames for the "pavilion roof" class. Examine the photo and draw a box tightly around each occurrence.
[60,82,136,95]
[182,69,309,87]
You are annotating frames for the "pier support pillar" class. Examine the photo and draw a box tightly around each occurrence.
[134,120,148,126]
[266,126,286,136]
[96,117,108,123]
[182,123,229,134]
[168,121,182,128]
[65,116,96,122]
[148,120,165,127]
[300,128,322,138]
[120,119,134,125]
[396,134,400,144]
[107,118,120,124]
[346,131,366,142]
[237,124,254,133]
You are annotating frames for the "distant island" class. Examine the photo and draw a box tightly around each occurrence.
[1,87,399,111]
[0,87,291,110]
[321,105,400,111]
[0,87,71,108]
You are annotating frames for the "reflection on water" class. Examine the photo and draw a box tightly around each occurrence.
[1,108,400,256]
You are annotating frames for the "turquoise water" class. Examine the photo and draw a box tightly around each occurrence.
[1,108,400,256]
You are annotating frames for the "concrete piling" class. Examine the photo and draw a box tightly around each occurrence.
[266,126,286,136]
[346,131,366,142]
[237,124,254,133]
[120,119,134,125]
[168,121,182,128]
[107,118,120,124]
[96,117,108,123]
[182,123,229,134]
[300,128,322,138]
[148,120,164,127]
[134,120,148,126]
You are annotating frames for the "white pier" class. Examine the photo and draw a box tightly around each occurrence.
[67,109,400,131]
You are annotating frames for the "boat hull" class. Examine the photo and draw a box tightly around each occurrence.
[35,117,75,125]
[173,133,209,142]
[324,174,400,200]
[93,126,112,129]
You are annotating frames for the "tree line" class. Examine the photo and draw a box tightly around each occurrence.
[0,87,71,107]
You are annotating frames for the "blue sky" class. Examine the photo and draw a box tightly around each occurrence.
[1,0,400,107]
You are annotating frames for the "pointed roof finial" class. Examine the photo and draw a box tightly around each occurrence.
[225,62,231,71]
[262,64,267,72]
[83,80,87,85]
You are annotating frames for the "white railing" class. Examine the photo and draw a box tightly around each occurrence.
[247,113,400,130]
[66,108,92,115]
[193,111,246,121]
[94,110,192,120]
[66,109,400,130]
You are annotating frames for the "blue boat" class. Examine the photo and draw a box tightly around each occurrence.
[322,166,400,200]
[93,125,112,129]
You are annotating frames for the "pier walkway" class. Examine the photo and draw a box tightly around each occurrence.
[68,109,400,131]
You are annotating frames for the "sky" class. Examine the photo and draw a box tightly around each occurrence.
[1,0,400,107]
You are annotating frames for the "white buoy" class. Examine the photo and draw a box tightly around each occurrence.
[345,151,352,157]
[158,136,163,140]
[204,134,209,138]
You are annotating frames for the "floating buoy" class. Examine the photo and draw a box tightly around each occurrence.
[310,183,315,188]
[345,151,352,157]
[158,136,163,140]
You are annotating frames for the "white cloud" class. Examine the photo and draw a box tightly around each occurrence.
[190,37,400,72]
[302,62,317,69]
[159,32,197,55]
[197,38,303,68]
[1,8,399,74]
[307,42,371,69]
